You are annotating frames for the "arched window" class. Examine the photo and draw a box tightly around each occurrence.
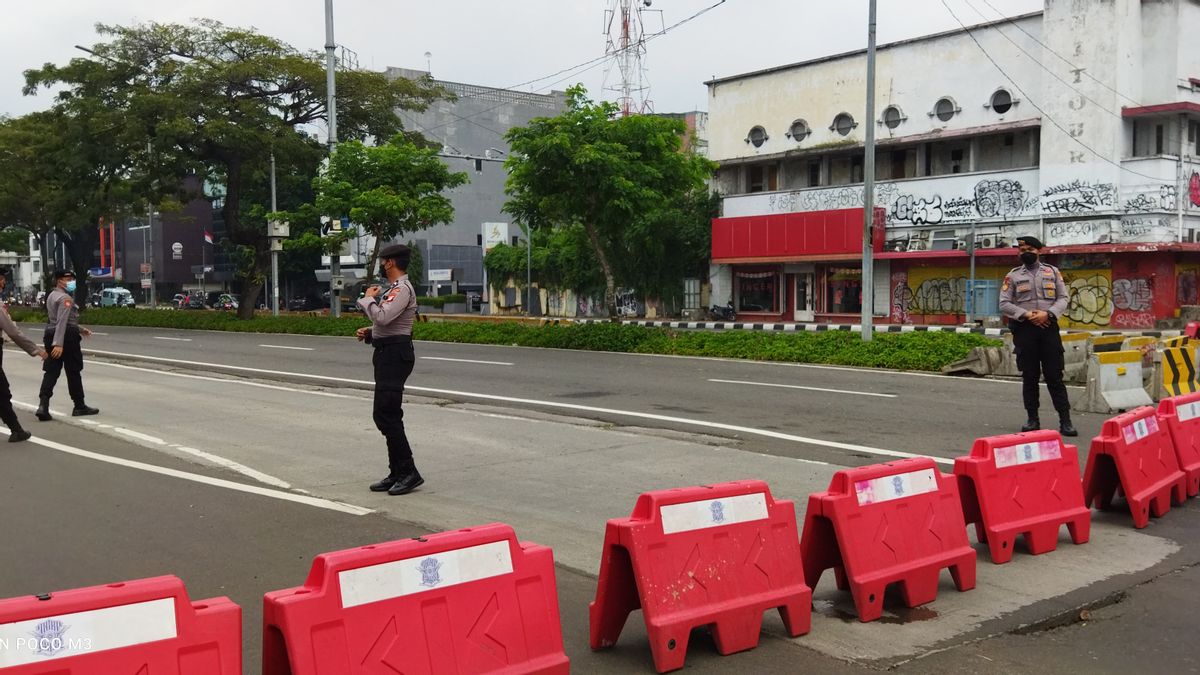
[989,89,1014,114]
[831,113,856,136]
[746,125,768,148]
[787,119,811,142]
[933,97,959,122]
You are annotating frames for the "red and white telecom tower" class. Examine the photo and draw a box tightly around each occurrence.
[603,0,661,117]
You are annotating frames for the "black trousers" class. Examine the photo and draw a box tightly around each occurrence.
[39,328,85,404]
[372,337,417,476]
[0,348,22,430]
[1011,319,1070,417]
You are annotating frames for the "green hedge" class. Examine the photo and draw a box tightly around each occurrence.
[416,294,466,309]
[8,307,997,371]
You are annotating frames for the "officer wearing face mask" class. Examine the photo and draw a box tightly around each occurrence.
[999,236,1076,437]
[36,270,99,421]
[355,244,423,496]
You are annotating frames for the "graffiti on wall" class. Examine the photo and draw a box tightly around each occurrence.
[577,295,603,318]
[892,195,945,226]
[1117,217,1173,243]
[890,269,910,323]
[1040,180,1117,214]
[908,276,966,314]
[974,179,1028,219]
[767,183,899,214]
[1179,265,1200,306]
[1047,220,1110,246]
[616,288,643,318]
[1123,185,1176,212]
[1062,271,1113,327]
[1112,278,1152,312]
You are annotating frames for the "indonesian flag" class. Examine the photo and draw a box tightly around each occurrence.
[203,230,214,245]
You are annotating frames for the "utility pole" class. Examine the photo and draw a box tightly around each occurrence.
[526,226,533,316]
[271,152,280,317]
[860,0,878,342]
[147,142,157,309]
[325,0,342,318]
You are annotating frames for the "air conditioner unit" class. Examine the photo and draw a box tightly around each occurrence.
[955,239,969,250]
[979,236,995,249]
[931,229,958,251]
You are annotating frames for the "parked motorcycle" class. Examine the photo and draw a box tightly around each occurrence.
[708,302,736,322]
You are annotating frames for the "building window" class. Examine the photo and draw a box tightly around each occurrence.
[825,266,863,314]
[1156,124,1165,155]
[746,125,768,148]
[747,164,778,193]
[933,97,959,122]
[832,113,857,136]
[736,270,778,313]
[989,89,1014,114]
[881,106,905,130]
[807,161,821,187]
[951,148,965,174]
[787,119,811,142]
[851,155,864,183]
[683,278,701,310]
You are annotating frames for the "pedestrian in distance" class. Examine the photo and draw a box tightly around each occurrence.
[356,244,424,496]
[36,270,99,422]
[998,236,1077,437]
[0,267,47,442]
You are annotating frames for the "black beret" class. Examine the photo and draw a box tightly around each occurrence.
[1015,236,1044,249]
[379,244,411,261]
[53,269,76,279]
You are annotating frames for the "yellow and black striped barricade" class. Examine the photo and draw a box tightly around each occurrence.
[1086,335,1126,359]
[1073,350,1155,415]
[1161,346,1200,398]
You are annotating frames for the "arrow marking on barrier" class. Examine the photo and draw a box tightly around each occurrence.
[876,515,900,562]
[924,504,944,547]
[362,615,404,674]
[1009,481,1025,510]
[743,533,769,583]
[467,594,507,666]
[680,544,708,593]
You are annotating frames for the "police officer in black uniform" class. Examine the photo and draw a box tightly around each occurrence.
[356,244,423,495]
[998,236,1077,436]
[36,270,99,421]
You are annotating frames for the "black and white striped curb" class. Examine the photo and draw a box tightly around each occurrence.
[572,318,1184,339]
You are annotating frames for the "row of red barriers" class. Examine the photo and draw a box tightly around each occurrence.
[5,394,1200,674]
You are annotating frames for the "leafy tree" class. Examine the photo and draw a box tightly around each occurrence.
[405,240,424,288]
[24,20,445,317]
[504,86,716,319]
[306,136,466,276]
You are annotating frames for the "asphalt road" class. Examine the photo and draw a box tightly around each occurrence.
[61,323,1109,467]
[2,323,1197,674]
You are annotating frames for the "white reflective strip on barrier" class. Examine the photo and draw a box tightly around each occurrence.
[1122,416,1160,444]
[1177,401,1200,422]
[338,540,514,609]
[995,440,1063,469]
[0,597,176,667]
[854,469,939,506]
[659,492,769,534]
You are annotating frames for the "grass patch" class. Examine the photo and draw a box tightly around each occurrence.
[20,307,1001,371]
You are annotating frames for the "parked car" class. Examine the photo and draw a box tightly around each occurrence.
[210,293,239,310]
[288,296,314,311]
[100,287,135,308]
[171,293,187,309]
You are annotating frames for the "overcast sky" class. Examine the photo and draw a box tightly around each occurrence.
[2,0,1043,118]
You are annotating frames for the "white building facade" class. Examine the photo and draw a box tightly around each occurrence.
[707,0,1200,329]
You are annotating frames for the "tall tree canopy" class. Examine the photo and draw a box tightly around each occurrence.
[305,135,467,276]
[503,86,716,318]
[24,19,444,316]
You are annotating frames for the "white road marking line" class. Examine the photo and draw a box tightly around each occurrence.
[420,356,513,366]
[0,425,371,515]
[154,337,192,342]
[708,378,898,398]
[88,331,109,336]
[86,360,360,399]
[259,344,315,351]
[12,398,300,490]
[83,349,946,465]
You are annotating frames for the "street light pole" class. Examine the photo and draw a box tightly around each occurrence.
[325,0,342,318]
[270,152,280,317]
[526,225,532,317]
[860,0,878,342]
[147,140,157,309]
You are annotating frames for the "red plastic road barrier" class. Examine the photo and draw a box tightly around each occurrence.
[0,575,240,674]
[1083,406,1188,528]
[589,480,810,674]
[955,430,1091,564]
[1186,321,1200,340]
[262,523,568,675]
[1158,393,1200,497]
[799,458,976,623]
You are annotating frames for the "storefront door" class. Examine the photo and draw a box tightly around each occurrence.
[794,272,816,322]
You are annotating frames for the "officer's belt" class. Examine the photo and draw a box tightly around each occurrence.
[372,334,413,347]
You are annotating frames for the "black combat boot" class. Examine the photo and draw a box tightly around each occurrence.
[1058,410,1078,437]
[1021,415,1040,433]
[369,475,399,492]
[387,469,425,496]
[0,409,31,442]
[35,397,52,422]
[71,402,99,417]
